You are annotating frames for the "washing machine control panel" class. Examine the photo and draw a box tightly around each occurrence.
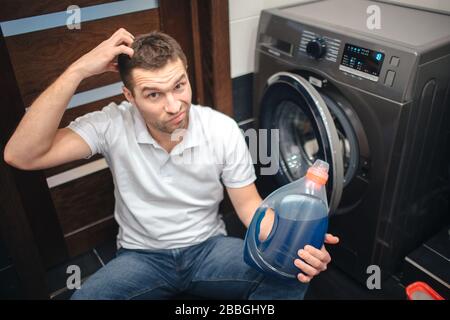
[257,11,418,101]
[299,30,341,62]
[339,43,385,82]
[294,28,409,99]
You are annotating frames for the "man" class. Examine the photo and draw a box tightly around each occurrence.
[4,28,339,299]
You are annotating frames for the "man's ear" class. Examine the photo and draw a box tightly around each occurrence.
[122,86,135,104]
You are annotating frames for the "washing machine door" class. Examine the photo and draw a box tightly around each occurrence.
[259,72,344,214]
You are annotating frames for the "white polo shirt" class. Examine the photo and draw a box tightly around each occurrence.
[68,101,256,250]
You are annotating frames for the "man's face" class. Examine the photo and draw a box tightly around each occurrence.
[123,58,192,136]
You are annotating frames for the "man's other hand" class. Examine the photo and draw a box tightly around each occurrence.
[294,233,339,283]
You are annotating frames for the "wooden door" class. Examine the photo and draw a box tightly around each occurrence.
[0,0,231,298]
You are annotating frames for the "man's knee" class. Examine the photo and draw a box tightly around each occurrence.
[70,284,103,300]
[69,275,114,300]
[70,287,94,300]
[69,259,128,300]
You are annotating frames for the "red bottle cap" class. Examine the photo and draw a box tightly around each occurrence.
[406,282,444,300]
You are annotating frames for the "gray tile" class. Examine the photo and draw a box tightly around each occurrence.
[45,250,102,294]
[0,237,12,270]
[95,239,118,265]
[50,276,93,300]
[304,264,406,300]
[0,266,24,299]
[425,226,450,259]
[51,288,75,300]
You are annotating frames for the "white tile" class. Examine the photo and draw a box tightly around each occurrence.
[229,0,264,21]
[263,0,310,10]
[230,16,260,78]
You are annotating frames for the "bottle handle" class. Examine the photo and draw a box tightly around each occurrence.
[253,208,267,246]
[245,207,296,279]
[244,207,267,272]
[264,209,278,245]
[251,207,279,249]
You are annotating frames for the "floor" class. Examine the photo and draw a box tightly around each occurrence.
[47,236,407,300]
[47,239,117,300]
[304,264,407,300]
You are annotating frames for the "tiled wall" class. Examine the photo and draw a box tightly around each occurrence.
[229,0,309,79]
[229,0,311,123]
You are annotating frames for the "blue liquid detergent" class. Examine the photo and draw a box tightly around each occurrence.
[244,160,330,280]
[261,195,328,276]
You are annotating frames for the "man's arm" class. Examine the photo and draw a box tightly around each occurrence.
[226,183,339,283]
[226,183,274,240]
[3,28,134,170]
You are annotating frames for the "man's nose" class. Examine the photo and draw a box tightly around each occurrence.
[165,93,181,114]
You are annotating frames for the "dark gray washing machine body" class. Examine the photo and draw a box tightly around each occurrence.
[253,0,450,283]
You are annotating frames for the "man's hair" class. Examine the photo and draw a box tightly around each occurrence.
[118,31,187,94]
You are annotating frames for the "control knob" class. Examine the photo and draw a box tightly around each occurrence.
[306,38,327,59]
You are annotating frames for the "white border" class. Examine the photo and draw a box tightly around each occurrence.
[46,158,108,188]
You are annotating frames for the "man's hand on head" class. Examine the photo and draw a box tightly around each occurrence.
[294,233,339,283]
[68,28,135,79]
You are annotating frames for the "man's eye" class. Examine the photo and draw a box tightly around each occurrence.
[175,82,185,90]
[147,92,160,99]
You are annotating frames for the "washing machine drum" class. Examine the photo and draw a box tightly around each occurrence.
[259,72,348,214]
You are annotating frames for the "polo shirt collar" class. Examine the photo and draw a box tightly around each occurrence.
[131,104,205,151]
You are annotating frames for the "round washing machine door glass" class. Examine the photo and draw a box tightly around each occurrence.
[259,72,345,214]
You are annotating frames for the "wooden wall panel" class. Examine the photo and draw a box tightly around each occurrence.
[188,0,205,104]
[65,215,118,258]
[190,0,233,116]
[208,0,233,116]
[5,9,160,107]
[50,166,116,255]
[50,169,114,235]
[0,0,116,21]
[160,0,233,116]
[59,95,125,129]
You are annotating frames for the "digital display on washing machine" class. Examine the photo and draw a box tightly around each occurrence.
[339,44,385,82]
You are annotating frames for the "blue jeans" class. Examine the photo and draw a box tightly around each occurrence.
[70,235,308,300]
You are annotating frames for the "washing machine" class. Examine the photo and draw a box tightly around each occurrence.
[253,0,450,283]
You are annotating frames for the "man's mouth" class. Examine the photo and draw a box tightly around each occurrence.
[168,111,185,124]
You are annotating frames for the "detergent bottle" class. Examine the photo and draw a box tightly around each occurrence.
[244,159,330,280]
